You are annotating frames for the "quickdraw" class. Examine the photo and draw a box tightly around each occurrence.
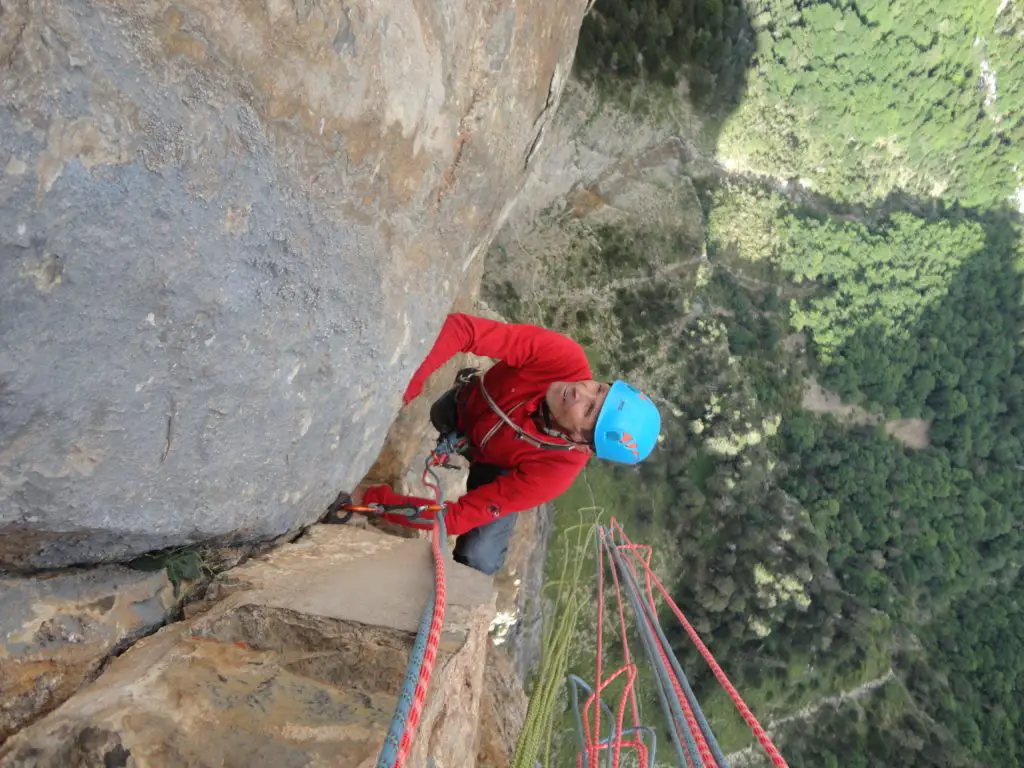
[323,494,445,526]
[323,431,465,525]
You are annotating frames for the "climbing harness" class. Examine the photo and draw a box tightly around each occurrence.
[430,430,471,469]
[564,519,789,768]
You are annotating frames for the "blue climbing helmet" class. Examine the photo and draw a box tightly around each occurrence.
[593,380,662,465]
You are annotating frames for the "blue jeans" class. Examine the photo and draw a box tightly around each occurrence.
[452,463,517,576]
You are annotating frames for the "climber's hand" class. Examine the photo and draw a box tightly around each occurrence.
[350,484,369,505]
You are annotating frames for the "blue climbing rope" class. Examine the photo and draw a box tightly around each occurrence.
[609,527,729,766]
[376,449,450,768]
[567,675,658,768]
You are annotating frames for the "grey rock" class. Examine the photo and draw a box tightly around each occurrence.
[0,0,588,569]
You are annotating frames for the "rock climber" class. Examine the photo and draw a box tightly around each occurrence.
[351,312,661,575]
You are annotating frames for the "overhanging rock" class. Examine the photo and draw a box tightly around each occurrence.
[0,525,496,767]
[0,0,588,569]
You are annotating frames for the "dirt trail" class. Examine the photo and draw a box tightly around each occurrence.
[802,379,931,449]
[727,669,897,766]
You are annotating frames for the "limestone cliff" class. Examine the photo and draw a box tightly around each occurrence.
[0,566,175,744]
[0,525,497,768]
[0,308,534,764]
[0,0,588,571]
[1,0,585,759]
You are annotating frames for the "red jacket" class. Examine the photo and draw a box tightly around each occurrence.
[365,313,592,535]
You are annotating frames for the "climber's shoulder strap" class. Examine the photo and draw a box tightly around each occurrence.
[475,371,579,452]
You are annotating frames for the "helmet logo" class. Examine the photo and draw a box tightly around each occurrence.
[620,431,640,461]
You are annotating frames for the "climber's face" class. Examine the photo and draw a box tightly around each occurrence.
[545,380,609,444]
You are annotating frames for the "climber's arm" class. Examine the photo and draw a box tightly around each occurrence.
[402,313,590,404]
[363,452,587,536]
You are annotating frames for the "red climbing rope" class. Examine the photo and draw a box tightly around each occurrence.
[593,523,714,768]
[578,529,654,768]
[585,540,638,768]
[378,449,451,768]
[591,530,605,767]
[394,514,448,764]
[651,612,716,767]
[619,537,717,767]
[611,519,789,768]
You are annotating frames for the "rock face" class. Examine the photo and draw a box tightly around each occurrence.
[0,567,174,742]
[493,81,701,230]
[493,502,554,683]
[358,253,487,508]
[477,642,529,768]
[0,0,588,570]
[0,525,495,767]
[483,81,709,358]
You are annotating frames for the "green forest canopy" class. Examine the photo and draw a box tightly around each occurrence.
[495,0,1024,763]
[578,0,1024,206]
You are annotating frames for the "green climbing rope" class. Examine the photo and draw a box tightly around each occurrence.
[512,507,603,768]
